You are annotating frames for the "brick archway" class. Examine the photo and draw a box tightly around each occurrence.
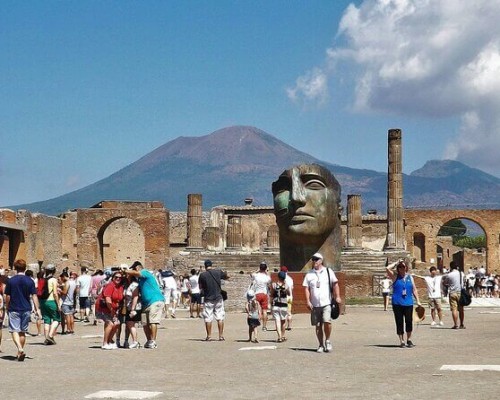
[404,209,500,272]
[75,201,169,270]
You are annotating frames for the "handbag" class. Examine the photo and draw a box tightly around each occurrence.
[326,268,340,320]
[458,272,472,306]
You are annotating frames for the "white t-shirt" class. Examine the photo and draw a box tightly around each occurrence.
[446,270,464,294]
[424,275,443,299]
[76,274,92,297]
[381,278,392,293]
[188,275,200,294]
[302,267,338,308]
[285,275,294,300]
[252,272,271,295]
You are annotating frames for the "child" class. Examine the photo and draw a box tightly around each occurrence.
[245,289,261,343]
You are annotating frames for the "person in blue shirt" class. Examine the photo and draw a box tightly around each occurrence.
[123,261,164,349]
[386,259,421,348]
[5,259,42,361]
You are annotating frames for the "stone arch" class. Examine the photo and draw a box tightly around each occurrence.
[404,209,499,272]
[97,217,145,267]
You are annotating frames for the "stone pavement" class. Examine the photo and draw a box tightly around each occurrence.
[1,305,499,400]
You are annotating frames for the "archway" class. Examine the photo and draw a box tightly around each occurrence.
[437,218,486,272]
[99,217,145,267]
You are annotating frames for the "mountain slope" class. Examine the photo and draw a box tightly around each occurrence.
[6,126,500,215]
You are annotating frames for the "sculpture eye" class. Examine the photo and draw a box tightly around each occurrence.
[303,177,326,190]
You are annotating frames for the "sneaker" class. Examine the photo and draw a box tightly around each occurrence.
[101,344,114,350]
[430,321,437,326]
[316,346,324,353]
[123,341,129,349]
[406,340,415,348]
[439,321,444,326]
[400,342,406,348]
[47,337,56,345]
[144,340,152,348]
[116,340,121,348]
[325,340,333,352]
[129,341,140,349]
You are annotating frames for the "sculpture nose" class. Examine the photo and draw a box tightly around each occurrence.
[290,168,306,205]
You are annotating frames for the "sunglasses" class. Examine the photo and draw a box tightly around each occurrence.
[114,276,123,279]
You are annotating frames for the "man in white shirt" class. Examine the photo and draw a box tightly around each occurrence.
[302,253,341,353]
[443,262,466,329]
[76,266,92,323]
[423,266,444,326]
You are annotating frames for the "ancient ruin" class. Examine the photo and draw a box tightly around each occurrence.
[1,128,496,310]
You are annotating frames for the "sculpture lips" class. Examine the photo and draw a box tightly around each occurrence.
[290,214,314,223]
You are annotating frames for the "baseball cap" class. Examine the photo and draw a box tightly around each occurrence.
[311,253,323,260]
[280,266,288,272]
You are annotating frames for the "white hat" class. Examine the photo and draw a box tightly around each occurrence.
[312,253,323,260]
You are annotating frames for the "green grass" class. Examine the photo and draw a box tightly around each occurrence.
[345,297,385,306]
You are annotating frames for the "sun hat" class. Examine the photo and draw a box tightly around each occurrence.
[246,289,256,300]
[414,304,426,323]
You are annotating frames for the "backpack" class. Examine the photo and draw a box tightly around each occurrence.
[161,270,174,278]
[37,277,51,300]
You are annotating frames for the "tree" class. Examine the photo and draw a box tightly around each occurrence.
[438,219,466,237]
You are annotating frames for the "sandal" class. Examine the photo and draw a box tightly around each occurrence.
[204,336,211,341]
[219,337,225,341]
[17,351,26,362]
[277,338,283,343]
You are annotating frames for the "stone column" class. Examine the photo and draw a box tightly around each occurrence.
[386,129,404,249]
[346,194,362,249]
[226,216,242,249]
[266,225,279,249]
[187,194,203,250]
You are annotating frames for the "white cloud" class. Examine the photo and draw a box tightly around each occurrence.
[289,0,500,175]
[286,67,329,106]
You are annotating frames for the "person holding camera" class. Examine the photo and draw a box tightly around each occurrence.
[302,253,341,353]
[386,259,421,348]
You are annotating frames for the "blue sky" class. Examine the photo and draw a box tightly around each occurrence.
[2,1,499,206]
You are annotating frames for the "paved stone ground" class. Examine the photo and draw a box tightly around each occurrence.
[1,305,499,400]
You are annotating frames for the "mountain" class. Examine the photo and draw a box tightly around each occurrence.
[6,126,500,215]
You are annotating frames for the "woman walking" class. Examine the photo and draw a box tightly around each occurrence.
[386,259,421,348]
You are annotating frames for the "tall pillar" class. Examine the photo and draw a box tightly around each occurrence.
[346,194,362,249]
[386,129,404,249]
[187,194,203,250]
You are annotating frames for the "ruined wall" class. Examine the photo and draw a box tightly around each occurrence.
[405,209,500,272]
[76,201,169,270]
[22,213,63,267]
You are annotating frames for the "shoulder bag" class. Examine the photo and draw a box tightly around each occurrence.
[459,271,472,306]
[326,268,340,320]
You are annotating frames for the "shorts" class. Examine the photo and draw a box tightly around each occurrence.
[181,291,189,299]
[202,299,225,323]
[311,305,332,326]
[255,293,269,310]
[449,292,462,311]
[79,297,91,309]
[272,306,287,322]
[125,310,142,323]
[40,300,61,324]
[95,311,117,323]
[8,310,31,333]
[142,301,164,325]
[61,304,75,316]
[247,317,260,328]
[190,293,202,305]
[428,298,442,310]
[382,292,390,298]
[163,288,177,305]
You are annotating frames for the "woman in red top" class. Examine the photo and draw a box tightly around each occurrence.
[96,271,124,350]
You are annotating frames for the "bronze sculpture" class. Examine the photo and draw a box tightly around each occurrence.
[272,164,342,271]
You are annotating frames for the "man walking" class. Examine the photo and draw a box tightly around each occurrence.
[199,260,228,341]
[303,253,341,353]
[4,259,42,361]
[444,262,466,329]
[76,265,92,322]
[422,266,444,326]
[124,261,164,348]
[250,262,271,331]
